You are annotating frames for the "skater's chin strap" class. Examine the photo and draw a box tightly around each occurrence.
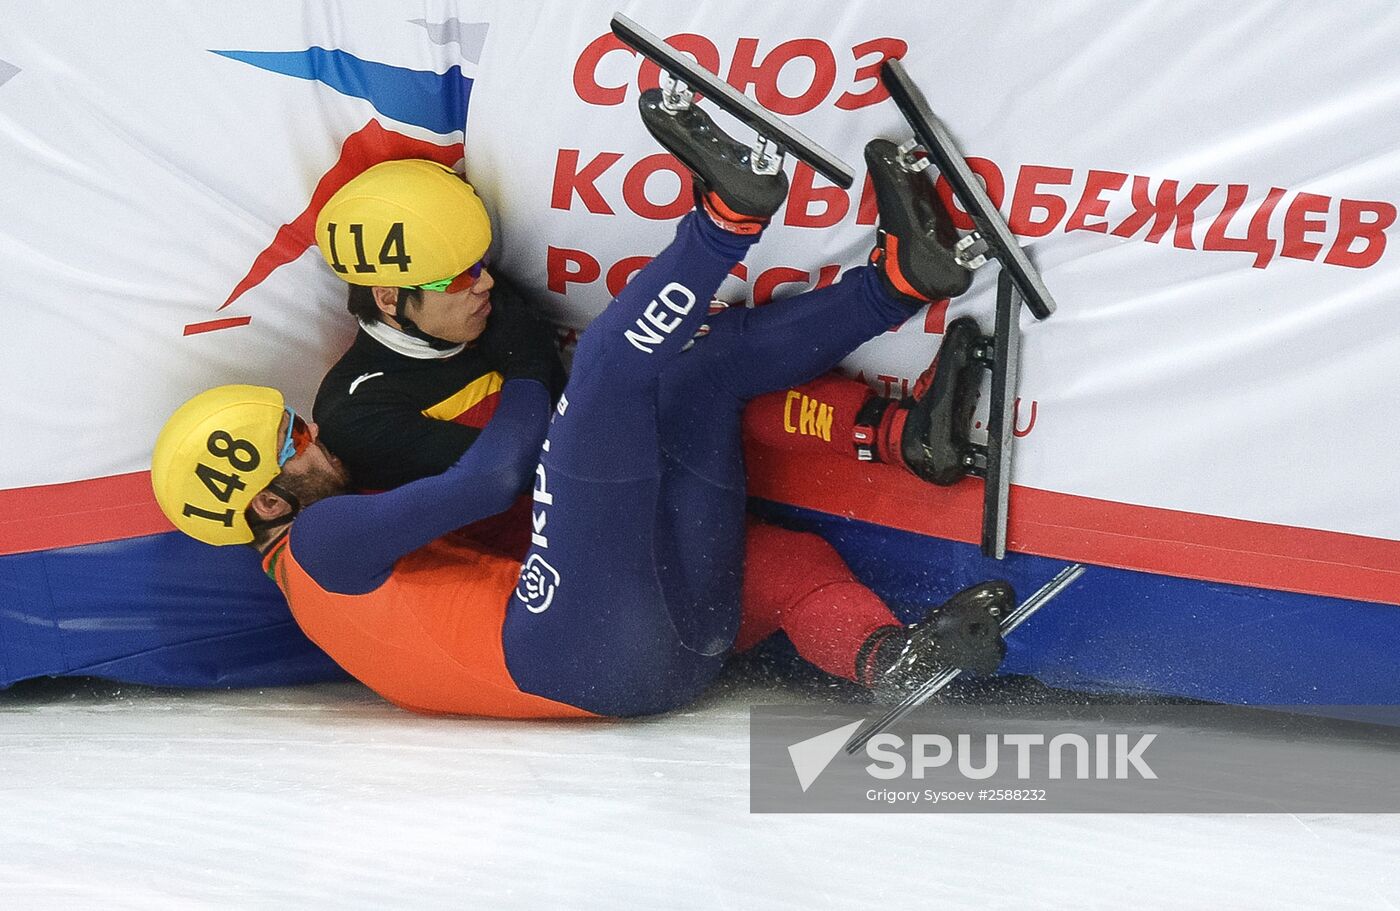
[246,480,302,539]
[392,294,461,352]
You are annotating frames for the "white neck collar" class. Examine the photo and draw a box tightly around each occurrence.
[359,318,465,360]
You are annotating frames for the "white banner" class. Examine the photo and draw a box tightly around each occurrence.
[2,1,1397,547]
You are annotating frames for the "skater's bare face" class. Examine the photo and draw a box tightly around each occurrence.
[411,267,495,344]
[373,269,496,345]
[248,412,352,529]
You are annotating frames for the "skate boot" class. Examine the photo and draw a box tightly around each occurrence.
[639,87,789,234]
[865,137,973,304]
[851,316,986,485]
[898,316,985,485]
[856,580,1013,702]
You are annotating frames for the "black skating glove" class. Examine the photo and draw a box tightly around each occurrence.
[478,279,566,398]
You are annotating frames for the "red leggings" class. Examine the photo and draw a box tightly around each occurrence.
[736,519,895,682]
[733,372,901,680]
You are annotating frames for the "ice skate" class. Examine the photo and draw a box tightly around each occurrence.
[856,579,1013,702]
[865,137,973,304]
[639,87,789,234]
[851,316,986,486]
[614,14,855,189]
[876,56,1067,557]
[898,316,987,485]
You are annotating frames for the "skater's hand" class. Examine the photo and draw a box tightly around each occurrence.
[479,283,564,394]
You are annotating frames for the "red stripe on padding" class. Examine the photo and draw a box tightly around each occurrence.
[744,443,1400,606]
[219,122,463,310]
[183,316,253,335]
[0,472,172,555]
[7,453,1400,607]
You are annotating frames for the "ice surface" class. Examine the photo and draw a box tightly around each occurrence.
[1,671,1397,910]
